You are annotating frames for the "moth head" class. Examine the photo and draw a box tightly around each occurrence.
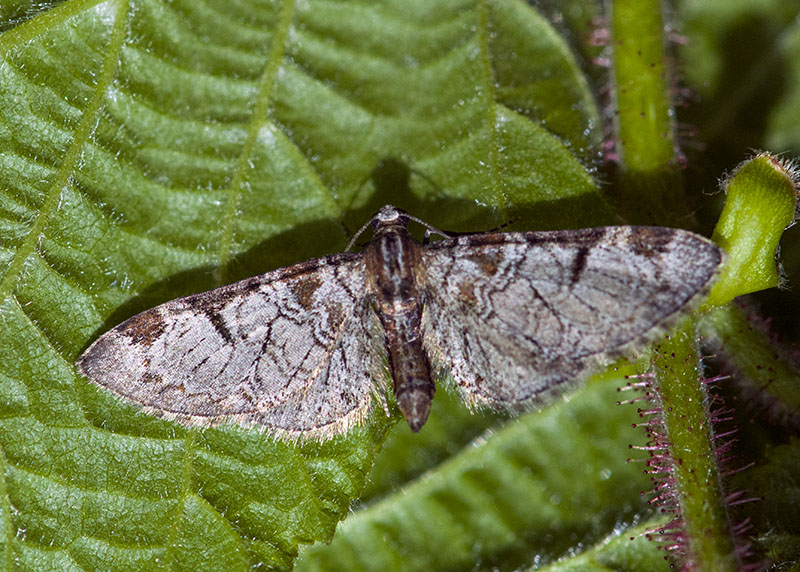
[373,205,409,226]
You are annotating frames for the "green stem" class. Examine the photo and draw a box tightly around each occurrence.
[648,152,797,569]
[653,319,738,571]
[609,0,685,224]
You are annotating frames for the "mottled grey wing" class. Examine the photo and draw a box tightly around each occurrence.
[78,254,385,440]
[420,226,722,409]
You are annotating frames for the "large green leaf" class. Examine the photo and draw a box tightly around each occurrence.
[296,372,663,572]
[0,1,631,570]
[3,0,799,570]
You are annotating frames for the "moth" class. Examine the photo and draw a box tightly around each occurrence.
[78,205,723,440]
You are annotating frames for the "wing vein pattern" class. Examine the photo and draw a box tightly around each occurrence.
[420,226,721,408]
[78,253,385,439]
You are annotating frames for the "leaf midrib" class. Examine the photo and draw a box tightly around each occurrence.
[215,0,298,284]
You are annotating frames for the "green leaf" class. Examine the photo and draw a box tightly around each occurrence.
[4,0,800,570]
[296,372,657,571]
[539,518,673,572]
[0,1,610,570]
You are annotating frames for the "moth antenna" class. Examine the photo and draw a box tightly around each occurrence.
[345,216,379,251]
[404,213,450,241]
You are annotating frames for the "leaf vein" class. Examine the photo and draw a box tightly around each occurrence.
[0,0,131,302]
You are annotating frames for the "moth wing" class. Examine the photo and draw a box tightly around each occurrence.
[78,254,385,440]
[420,227,722,409]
